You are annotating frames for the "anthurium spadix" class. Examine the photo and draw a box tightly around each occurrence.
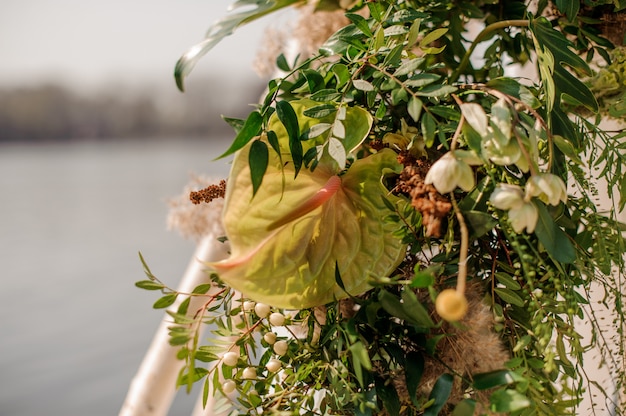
[209,145,407,309]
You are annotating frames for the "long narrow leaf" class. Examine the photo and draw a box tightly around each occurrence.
[174,0,305,91]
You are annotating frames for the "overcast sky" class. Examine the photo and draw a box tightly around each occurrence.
[0,0,274,90]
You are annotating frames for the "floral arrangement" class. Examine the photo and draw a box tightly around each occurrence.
[136,1,626,414]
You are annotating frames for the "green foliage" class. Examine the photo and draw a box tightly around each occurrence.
[138,1,626,414]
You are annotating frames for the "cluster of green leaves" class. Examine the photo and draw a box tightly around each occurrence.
[142,0,626,415]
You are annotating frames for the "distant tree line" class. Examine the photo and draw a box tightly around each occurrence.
[0,79,265,142]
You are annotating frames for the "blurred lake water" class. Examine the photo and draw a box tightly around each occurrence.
[0,139,231,415]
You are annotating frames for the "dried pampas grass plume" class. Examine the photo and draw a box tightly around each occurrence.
[167,175,225,241]
[419,283,509,414]
[254,4,361,77]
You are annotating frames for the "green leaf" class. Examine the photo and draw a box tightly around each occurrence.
[135,280,165,290]
[460,103,489,137]
[421,112,436,147]
[553,135,584,165]
[303,69,325,92]
[375,376,401,415]
[464,210,497,237]
[303,123,332,140]
[452,399,476,416]
[395,58,424,77]
[486,78,541,109]
[310,89,342,102]
[401,289,435,328]
[353,79,375,91]
[407,96,423,122]
[345,13,372,37]
[415,84,457,97]
[331,64,351,88]
[405,351,424,407]
[303,104,336,119]
[494,288,525,307]
[534,201,576,263]
[153,293,178,309]
[276,101,302,176]
[420,28,448,48]
[174,0,304,91]
[216,111,263,159]
[379,290,414,323]
[531,18,598,111]
[192,283,212,295]
[405,73,441,88]
[424,374,453,416]
[555,0,579,21]
[494,272,521,290]
[489,389,531,412]
[276,53,290,71]
[249,140,269,196]
[328,137,347,169]
[221,116,245,133]
[472,370,515,390]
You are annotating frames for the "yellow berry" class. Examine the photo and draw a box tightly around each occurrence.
[435,289,468,322]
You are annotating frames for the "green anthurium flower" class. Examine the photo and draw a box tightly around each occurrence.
[209,145,407,309]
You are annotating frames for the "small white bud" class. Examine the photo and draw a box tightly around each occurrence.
[254,303,271,318]
[273,340,289,356]
[242,301,256,311]
[263,332,277,345]
[242,367,257,380]
[265,358,282,373]
[222,379,237,394]
[269,312,286,326]
[222,351,239,367]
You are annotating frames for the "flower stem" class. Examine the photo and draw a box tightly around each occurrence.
[450,195,468,294]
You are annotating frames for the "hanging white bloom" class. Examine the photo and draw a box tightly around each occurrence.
[508,202,539,233]
[425,150,482,194]
[489,184,525,210]
[490,184,539,233]
[526,173,567,206]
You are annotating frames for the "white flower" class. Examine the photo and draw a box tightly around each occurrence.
[490,184,538,233]
[425,151,481,194]
[526,173,567,206]
[508,201,539,233]
[489,184,524,210]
